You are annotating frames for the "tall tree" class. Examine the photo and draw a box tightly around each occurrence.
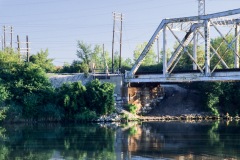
[122,58,133,68]
[76,41,92,66]
[133,42,157,66]
[29,49,55,72]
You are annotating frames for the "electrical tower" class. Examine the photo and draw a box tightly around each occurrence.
[198,0,205,16]
[2,26,13,49]
[17,35,30,62]
[112,12,123,73]
[193,0,206,70]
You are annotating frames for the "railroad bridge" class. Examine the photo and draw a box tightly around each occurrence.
[125,8,240,83]
[123,8,240,113]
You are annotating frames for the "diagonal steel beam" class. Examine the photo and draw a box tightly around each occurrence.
[235,24,240,68]
[127,20,166,78]
[211,21,240,59]
[211,39,237,73]
[198,30,229,69]
[167,23,202,71]
[167,25,204,73]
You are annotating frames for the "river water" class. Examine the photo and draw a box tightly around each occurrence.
[0,121,239,160]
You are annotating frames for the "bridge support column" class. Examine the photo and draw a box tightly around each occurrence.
[193,30,198,70]
[235,24,239,68]
[163,25,167,76]
[204,20,211,76]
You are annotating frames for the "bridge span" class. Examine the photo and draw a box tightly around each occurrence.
[125,8,240,83]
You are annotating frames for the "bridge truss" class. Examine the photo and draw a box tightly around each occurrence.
[125,8,240,83]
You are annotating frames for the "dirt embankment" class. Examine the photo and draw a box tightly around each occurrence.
[146,85,205,116]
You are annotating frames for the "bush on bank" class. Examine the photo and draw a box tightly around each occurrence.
[0,50,115,122]
[181,81,240,116]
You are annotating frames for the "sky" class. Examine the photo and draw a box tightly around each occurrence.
[0,0,239,66]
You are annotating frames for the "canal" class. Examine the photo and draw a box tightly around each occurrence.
[0,121,239,159]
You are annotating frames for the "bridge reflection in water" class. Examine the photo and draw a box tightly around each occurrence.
[117,121,240,160]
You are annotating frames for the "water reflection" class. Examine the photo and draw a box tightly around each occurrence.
[124,121,240,160]
[0,121,239,160]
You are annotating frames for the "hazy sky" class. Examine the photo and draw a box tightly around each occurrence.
[0,0,239,65]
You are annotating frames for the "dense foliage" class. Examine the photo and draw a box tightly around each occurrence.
[186,81,240,116]
[0,50,115,122]
[85,80,115,115]
[29,49,55,72]
[56,79,115,121]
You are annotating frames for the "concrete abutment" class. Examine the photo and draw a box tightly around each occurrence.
[96,74,165,114]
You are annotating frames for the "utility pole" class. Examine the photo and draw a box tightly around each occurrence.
[119,13,123,72]
[112,12,123,73]
[3,25,13,49]
[26,35,29,62]
[103,44,109,75]
[10,26,13,48]
[17,35,30,62]
[112,12,116,73]
[3,26,6,49]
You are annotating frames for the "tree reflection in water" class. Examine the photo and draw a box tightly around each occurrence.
[0,121,239,160]
[0,124,116,160]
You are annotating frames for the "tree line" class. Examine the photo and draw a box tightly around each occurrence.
[0,49,115,122]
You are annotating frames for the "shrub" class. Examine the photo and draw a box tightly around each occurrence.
[38,104,64,121]
[74,109,97,122]
[0,107,8,121]
[56,82,86,120]
[125,104,137,114]
[85,79,115,115]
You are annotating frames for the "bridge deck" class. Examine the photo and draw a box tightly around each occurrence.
[125,71,240,83]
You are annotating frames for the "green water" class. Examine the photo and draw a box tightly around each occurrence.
[0,121,239,160]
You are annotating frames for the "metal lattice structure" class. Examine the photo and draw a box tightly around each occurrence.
[198,0,205,16]
[125,8,240,82]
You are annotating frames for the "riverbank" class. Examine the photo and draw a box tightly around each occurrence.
[96,107,240,122]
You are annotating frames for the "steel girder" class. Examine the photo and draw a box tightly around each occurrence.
[126,8,240,81]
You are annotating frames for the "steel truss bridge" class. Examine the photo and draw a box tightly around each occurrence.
[125,8,240,83]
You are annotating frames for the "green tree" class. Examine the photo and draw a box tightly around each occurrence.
[122,58,133,68]
[76,41,92,66]
[0,80,9,105]
[29,49,55,72]
[76,41,109,73]
[60,62,72,73]
[12,63,55,119]
[85,79,115,115]
[210,34,235,69]
[0,50,57,120]
[92,44,106,70]
[133,42,157,66]
[56,81,87,120]
[171,43,205,71]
